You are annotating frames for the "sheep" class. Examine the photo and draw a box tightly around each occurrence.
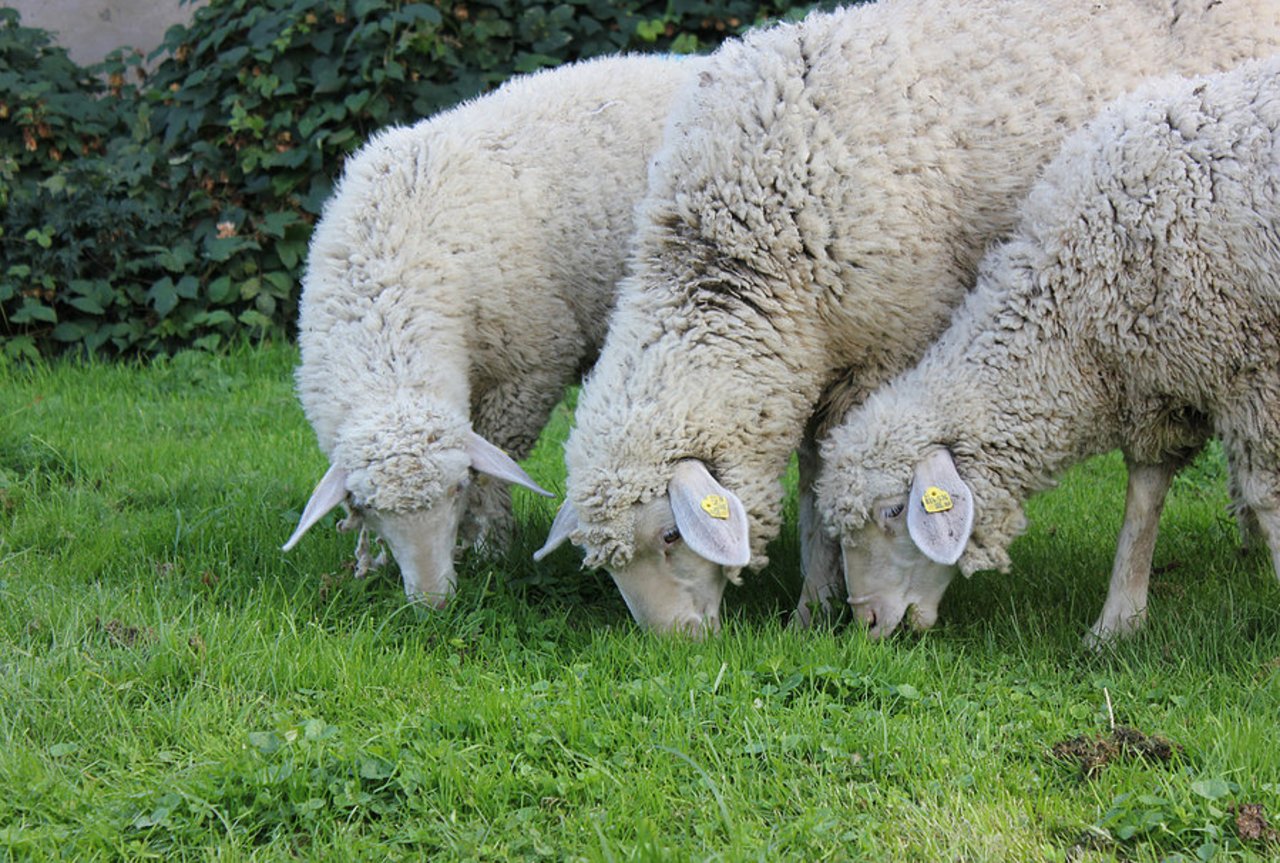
[283,53,703,604]
[816,53,1280,646]
[532,0,1280,635]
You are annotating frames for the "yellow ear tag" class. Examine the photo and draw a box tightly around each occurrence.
[922,486,953,514]
[700,494,730,520]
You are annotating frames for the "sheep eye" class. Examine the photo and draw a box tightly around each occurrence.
[883,503,905,519]
[661,526,681,545]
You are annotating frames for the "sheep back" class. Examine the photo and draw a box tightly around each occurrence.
[565,0,1280,568]
[294,54,699,486]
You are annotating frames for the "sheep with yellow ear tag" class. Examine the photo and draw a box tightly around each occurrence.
[820,55,1280,646]
[537,0,1280,635]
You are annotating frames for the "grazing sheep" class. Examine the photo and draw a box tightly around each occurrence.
[284,54,703,604]
[535,0,1280,635]
[817,54,1280,645]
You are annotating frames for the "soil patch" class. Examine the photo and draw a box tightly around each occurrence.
[1062,826,1112,862]
[1051,725,1182,776]
[96,617,156,648]
[1232,803,1280,846]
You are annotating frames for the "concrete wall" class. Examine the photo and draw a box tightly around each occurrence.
[1,0,205,67]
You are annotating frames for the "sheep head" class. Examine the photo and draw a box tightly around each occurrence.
[535,459,750,636]
[837,449,973,638]
[284,419,550,605]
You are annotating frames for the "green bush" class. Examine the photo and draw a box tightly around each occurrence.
[0,11,176,358]
[1,0,830,358]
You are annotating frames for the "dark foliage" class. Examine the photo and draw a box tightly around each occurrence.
[0,0,831,357]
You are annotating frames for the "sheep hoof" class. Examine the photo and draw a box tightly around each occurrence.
[1083,606,1148,651]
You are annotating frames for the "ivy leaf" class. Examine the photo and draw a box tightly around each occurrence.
[52,320,94,341]
[238,309,274,330]
[68,296,105,315]
[191,309,234,327]
[514,53,561,73]
[206,276,235,305]
[311,56,345,94]
[148,276,179,316]
[10,298,57,325]
[203,235,258,263]
[174,275,199,299]
[277,238,307,270]
[156,243,197,273]
[258,210,297,238]
[353,0,389,18]
[396,4,443,27]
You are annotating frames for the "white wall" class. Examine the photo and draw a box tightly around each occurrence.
[1,0,206,67]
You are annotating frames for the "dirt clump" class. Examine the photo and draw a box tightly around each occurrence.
[1051,725,1182,776]
[1232,803,1280,846]
[1063,826,1112,862]
[96,617,156,648]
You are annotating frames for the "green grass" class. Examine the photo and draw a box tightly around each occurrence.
[1,344,1278,861]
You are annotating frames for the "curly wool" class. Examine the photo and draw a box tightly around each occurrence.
[331,400,471,513]
[819,54,1280,576]
[292,55,700,525]
[564,0,1280,571]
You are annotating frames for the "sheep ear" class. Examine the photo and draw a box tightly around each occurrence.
[906,449,974,566]
[465,430,553,497]
[668,460,751,567]
[282,463,349,551]
[533,499,579,562]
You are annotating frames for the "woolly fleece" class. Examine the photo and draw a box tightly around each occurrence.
[561,0,1280,572]
[294,55,699,530]
[818,53,1280,577]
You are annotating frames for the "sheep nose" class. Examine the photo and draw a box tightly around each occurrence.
[849,597,878,628]
[673,613,720,639]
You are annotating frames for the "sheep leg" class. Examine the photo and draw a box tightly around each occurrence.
[792,437,845,628]
[1085,458,1175,648]
[466,374,566,548]
[1219,418,1280,575]
[1249,506,1280,580]
[458,476,515,550]
[1226,467,1264,553]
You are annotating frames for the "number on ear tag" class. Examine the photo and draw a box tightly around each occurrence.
[922,486,953,514]
[700,494,730,519]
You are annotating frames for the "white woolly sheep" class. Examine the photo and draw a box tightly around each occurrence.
[817,53,1280,646]
[535,0,1280,635]
[284,54,702,604]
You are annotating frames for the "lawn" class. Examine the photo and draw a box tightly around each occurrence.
[1,343,1278,861]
